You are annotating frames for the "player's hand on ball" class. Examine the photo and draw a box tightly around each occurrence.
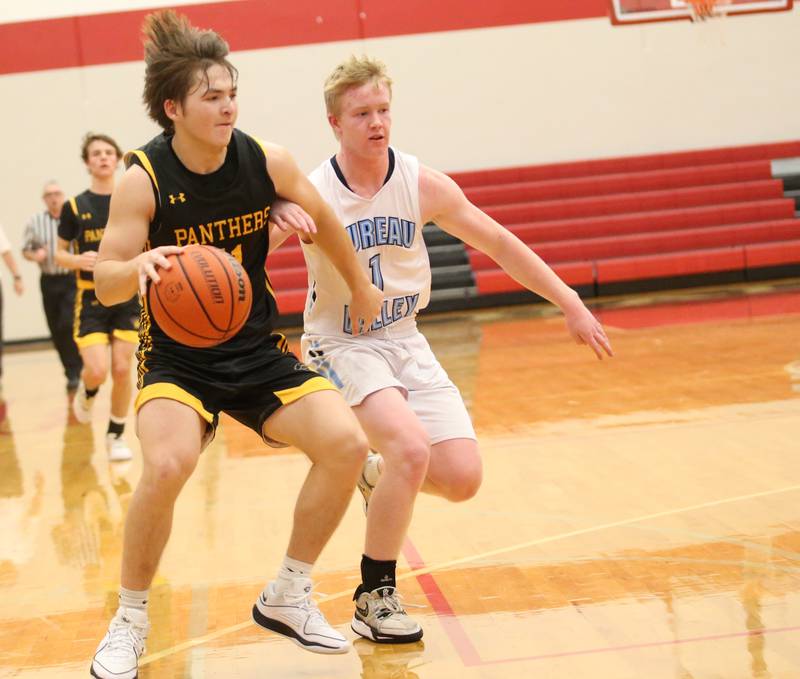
[349,283,384,335]
[147,245,252,347]
[136,245,184,296]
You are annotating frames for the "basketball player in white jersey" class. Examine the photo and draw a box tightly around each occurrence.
[269,56,613,644]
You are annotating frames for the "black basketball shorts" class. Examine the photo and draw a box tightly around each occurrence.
[73,287,140,348]
[135,333,337,447]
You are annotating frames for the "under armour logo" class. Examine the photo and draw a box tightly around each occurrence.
[80,212,92,220]
[168,193,186,204]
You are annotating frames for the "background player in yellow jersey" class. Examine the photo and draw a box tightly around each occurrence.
[57,134,139,461]
[270,56,613,645]
[87,12,383,679]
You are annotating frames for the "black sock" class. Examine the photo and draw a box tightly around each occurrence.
[107,420,125,437]
[359,554,396,594]
[85,387,99,398]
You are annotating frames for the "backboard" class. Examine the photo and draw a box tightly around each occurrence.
[609,0,793,24]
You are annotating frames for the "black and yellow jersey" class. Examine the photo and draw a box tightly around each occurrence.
[125,129,277,368]
[58,190,111,287]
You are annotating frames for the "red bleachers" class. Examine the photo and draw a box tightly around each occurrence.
[744,240,800,268]
[474,202,794,249]
[450,141,800,187]
[470,220,800,270]
[271,140,800,316]
[482,180,785,222]
[269,265,308,290]
[595,248,746,285]
[268,244,305,270]
[464,141,800,300]
[462,161,774,205]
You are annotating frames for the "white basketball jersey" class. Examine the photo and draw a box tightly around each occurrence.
[302,148,431,337]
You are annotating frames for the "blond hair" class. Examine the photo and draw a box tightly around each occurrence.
[141,10,237,132]
[324,55,392,116]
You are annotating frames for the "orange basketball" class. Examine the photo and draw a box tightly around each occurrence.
[147,244,252,348]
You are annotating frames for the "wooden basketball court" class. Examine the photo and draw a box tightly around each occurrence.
[2,280,799,678]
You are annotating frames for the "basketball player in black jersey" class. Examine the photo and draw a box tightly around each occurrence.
[57,133,139,462]
[87,11,383,679]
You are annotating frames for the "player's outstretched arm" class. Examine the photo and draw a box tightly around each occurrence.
[263,143,382,333]
[96,165,182,305]
[421,165,613,359]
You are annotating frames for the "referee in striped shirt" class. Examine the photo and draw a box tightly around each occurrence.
[21,181,82,391]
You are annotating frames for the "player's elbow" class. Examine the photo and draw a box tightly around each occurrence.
[95,283,131,308]
[94,278,114,306]
[93,265,125,307]
[95,290,112,306]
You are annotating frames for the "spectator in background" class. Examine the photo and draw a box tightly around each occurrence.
[0,223,24,394]
[21,181,83,392]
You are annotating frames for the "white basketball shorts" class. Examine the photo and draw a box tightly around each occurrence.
[301,331,476,444]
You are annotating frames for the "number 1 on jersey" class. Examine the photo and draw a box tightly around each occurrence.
[368,254,384,290]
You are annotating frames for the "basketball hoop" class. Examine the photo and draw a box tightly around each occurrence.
[686,0,728,20]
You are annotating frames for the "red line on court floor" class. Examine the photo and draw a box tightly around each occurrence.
[401,539,483,666]
[402,538,800,667]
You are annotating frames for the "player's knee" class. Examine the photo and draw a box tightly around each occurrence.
[142,448,198,492]
[387,439,430,487]
[83,364,108,386]
[443,464,482,502]
[110,361,132,384]
[323,425,369,474]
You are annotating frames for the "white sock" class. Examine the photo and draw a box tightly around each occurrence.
[273,555,313,593]
[119,586,149,611]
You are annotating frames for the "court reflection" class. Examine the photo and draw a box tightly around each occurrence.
[468,290,800,432]
[0,396,43,591]
[52,422,134,591]
[354,638,426,679]
[2,282,800,677]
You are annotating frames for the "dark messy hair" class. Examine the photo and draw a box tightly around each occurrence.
[81,132,122,162]
[141,10,238,132]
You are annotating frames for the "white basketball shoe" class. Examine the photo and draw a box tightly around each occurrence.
[252,578,350,654]
[106,433,133,462]
[72,383,96,424]
[90,607,149,679]
[352,586,423,643]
